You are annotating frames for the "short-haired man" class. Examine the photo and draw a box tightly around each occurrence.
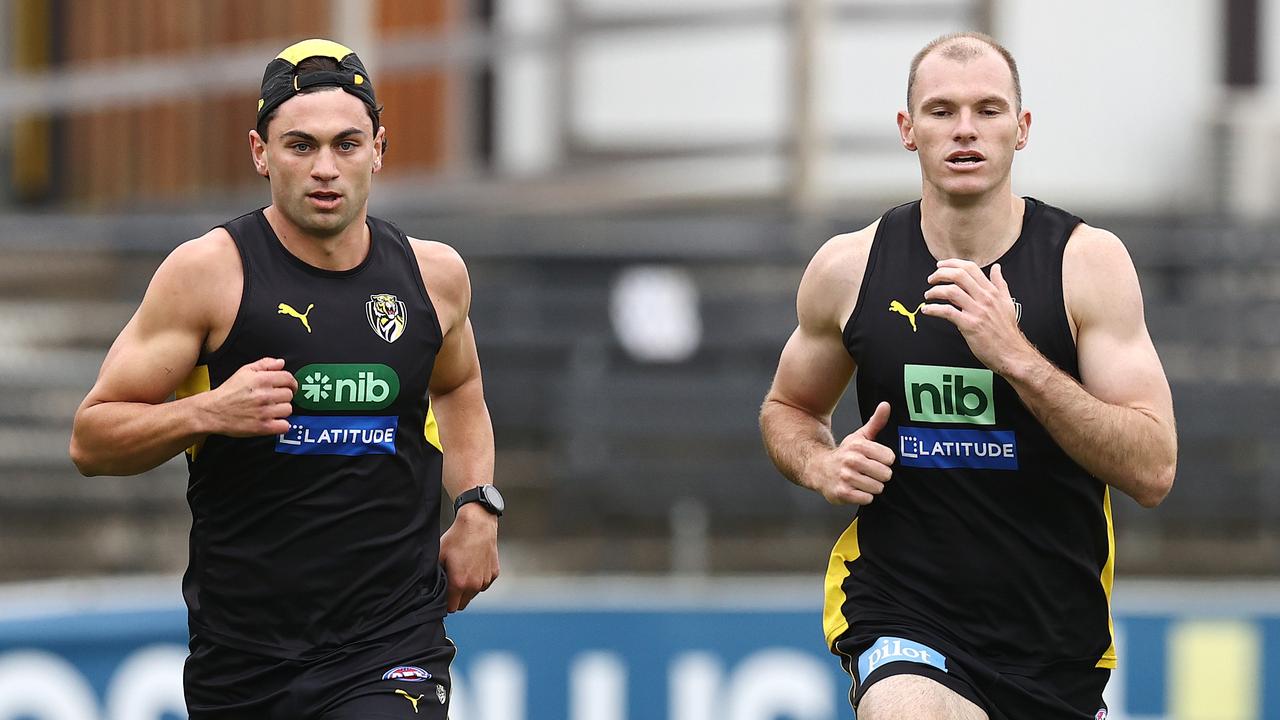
[761,32,1176,720]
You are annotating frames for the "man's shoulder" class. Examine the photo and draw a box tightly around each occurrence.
[158,227,240,280]
[1062,222,1141,330]
[808,219,881,285]
[815,199,918,270]
[406,237,467,280]
[1065,221,1124,250]
[795,219,882,332]
[406,236,470,322]
[1064,222,1131,276]
[130,228,240,339]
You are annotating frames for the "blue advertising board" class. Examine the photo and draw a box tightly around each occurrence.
[0,578,1276,719]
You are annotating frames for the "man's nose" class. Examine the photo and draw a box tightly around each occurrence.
[953,109,978,141]
[311,148,339,179]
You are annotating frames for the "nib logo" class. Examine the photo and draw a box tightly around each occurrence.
[903,364,996,425]
[301,373,332,403]
[292,364,401,410]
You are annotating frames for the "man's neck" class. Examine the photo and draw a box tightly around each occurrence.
[918,188,1025,267]
[264,205,370,271]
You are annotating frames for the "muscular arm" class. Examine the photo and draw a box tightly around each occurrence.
[70,232,295,476]
[921,226,1176,507]
[430,318,496,505]
[1008,228,1175,506]
[415,239,498,611]
[71,321,211,477]
[761,224,896,505]
[761,323,849,488]
[760,257,855,487]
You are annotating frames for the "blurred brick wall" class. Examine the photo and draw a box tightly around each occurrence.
[12,0,452,207]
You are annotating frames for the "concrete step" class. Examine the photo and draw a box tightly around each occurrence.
[0,251,157,301]
[0,458,186,506]
[0,300,136,348]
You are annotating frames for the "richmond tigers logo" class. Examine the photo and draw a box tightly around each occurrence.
[367,293,407,343]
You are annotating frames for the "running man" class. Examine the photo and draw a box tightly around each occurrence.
[70,39,502,718]
[760,32,1176,720]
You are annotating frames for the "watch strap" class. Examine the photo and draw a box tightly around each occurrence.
[454,485,502,516]
[453,487,484,513]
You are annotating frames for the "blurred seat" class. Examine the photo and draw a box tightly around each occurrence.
[1,212,1278,577]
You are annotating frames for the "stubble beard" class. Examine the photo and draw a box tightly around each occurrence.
[287,196,357,239]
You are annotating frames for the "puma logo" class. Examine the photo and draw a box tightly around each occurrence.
[396,689,424,713]
[277,303,314,333]
[888,300,924,332]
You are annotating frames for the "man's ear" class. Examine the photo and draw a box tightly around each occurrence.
[249,130,270,178]
[897,110,917,152]
[373,126,386,173]
[1014,109,1031,151]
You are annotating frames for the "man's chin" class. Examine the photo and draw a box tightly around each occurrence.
[933,177,998,202]
[296,210,353,237]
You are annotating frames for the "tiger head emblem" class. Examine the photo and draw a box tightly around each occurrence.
[366,293,407,343]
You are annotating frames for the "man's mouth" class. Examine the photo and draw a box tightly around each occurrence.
[946,151,986,166]
[307,191,342,208]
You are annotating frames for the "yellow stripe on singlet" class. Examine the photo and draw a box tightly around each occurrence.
[1096,486,1118,669]
[176,364,211,461]
[424,403,442,453]
[823,517,861,648]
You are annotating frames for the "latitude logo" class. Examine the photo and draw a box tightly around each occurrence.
[294,363,400,410]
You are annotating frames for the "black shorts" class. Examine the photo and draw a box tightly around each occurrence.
[185,620,456,719]
[833,628,1110,720]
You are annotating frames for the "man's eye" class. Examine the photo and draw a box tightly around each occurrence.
[291,143,311,152]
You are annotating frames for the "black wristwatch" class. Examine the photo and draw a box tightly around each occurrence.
[454,484,504,517]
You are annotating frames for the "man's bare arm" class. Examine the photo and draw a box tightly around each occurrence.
[920,226,1176,507]
[1013,228,1176,506]
[761,225,896,505]
[70,233,296,476]
[761,322,853,488]
[417,240,499,612]
[431,322,496,506]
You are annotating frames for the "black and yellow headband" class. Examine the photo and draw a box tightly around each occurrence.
[257,39,376,125]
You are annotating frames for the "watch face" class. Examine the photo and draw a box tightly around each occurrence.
[480,485,505,513]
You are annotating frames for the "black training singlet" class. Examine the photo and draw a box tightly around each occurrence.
[824,198,1116,672]
[176,208,447,659]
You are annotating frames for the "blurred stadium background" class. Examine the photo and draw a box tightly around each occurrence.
[0,0,1278,718]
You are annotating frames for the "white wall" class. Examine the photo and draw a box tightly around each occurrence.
[818,18,976,208]
[1000,0,1221,213]
[573,26,787,147]
[496,0,1252,215]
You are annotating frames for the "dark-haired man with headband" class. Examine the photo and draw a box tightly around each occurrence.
[71,38,500,718]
